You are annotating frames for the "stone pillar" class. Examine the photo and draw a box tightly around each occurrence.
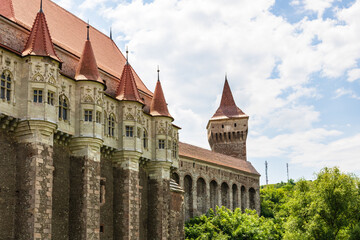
[206,181,211,212]
[15,120,56,240]
[69,137,102,240]
[229,185,233,210]
[147,161,172,240]
[192,178,197,216]
[169,179,185,240]
[112,151,141,240]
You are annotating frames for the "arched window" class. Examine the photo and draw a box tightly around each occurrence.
[171,172,179,184]
[108,114,115,137]
[58,95,69,120]
[249,188,256,210]
[1,71,11,101]
[197,178,207,215]
[143,129,148,149]
[184,175,193,220]
[221,182,230,208]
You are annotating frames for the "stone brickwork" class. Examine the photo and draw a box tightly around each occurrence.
[169,180,185,240]
[212,142,246,161]
[15,141,54,240]
[52,143,71,240]
[0,129,17,239]
[139,166,149,240]
[100,155,114,240]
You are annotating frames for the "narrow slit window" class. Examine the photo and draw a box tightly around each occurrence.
[96,111,101,123]
[108,115,115,137]
[47,91,54,105]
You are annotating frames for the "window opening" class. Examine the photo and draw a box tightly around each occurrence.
[33,89,43,103]
[84,110,93,122]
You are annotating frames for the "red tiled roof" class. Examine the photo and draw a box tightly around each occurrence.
[22,9,61,62]
[211,78,247,120]
[179,142,260,176]
[1,0,152,96]
[150,80,172,119]
[0,0,15,20]
[116,63,143,103]
[75,38,104,84]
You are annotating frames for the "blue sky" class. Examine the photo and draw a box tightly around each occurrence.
[53,0,360,185]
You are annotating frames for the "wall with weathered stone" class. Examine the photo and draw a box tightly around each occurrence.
[139,166,149,240]
[100,155,114,240]
[0,129,17,239]
[52,143,71,240]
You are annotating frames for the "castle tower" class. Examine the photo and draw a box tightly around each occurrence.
[70,23,105,239]
[207,77,249,160]
[15,2,60,238]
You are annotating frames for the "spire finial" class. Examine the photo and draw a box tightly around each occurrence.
[126,46,129,64]
[157,65,160,81]
[110,27,113,40]
[225,72,227,81]
[40,0,43,12]
[87,21,90,40]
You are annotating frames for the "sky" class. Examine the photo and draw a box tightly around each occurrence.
[52,0,360,185]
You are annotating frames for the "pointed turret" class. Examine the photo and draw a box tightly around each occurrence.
[75,24,104,84]
[22,2,60,62]
[116,48,143,103]
[211,77,246,120]
[150,68,173,119]
[207,76,248,160]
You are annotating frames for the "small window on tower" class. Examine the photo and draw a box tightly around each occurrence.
[47,91,54,105]
[33,89,43,103]
[84,110,93,122]
[222,124,224,128]
[158,139,165,149]
[234,123,237,127]
[125,126,133,137]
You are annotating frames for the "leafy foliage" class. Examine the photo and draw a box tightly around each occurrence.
[185,167,360,240]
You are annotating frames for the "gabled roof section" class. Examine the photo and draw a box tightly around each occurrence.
[116,63,143,103]
[21,7,60,62]
[1,0,152,96]
[179,142,260,176]
[75,33,103,84]
[211,78,247,120]
[150,78,172,119]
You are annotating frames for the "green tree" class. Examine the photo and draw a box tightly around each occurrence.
[284,167,360,240]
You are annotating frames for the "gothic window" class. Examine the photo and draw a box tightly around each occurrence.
[108,115,115,137]
[143,129,148,149]
[33,89,43,103]
[84,110,93,122]
[96,111,101,124]
[125,126,133,137]
[58,95,69,120]
[47,91,54,105]
[1,72,11,101]
[158,139,165,149]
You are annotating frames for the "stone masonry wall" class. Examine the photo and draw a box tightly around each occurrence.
[69,156,101,240]
[147,179,171,240]
[169,190,185,240]
[212,142,246,161]
[100,155,114,240]
[139,166,149,240]
[0,130,17,240]
[15,142,54,240]
[52,143,70,240]
[113,163,140,240]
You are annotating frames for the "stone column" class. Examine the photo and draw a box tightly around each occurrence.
[15,120,56,240]
[147,161,172,240]
[206,181,211,212]
[229,185,233,210]
[69,137,102,240]
[192,177,197,216]
[112,151,141,240]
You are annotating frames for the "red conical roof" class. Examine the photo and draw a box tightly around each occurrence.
[150,80,172,119]
[22,9,60,62]
[75,39,104,84]
[116,63,143,103]
[211,78,246,120]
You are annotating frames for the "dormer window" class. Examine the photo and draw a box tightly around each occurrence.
[125,126,133,137]
[33,89,43,103]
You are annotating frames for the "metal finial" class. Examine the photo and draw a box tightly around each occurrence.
[40,0,43,12]
[225,72,227,81]
[87,21,90,40]
[110,27,113,40]
[126,46,129,64]
[157,65,160,81]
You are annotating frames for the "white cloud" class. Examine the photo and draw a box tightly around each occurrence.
[347,68,360,82]
[334,87,360,100]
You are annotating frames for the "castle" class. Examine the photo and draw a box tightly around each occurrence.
[0,0,260,239]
